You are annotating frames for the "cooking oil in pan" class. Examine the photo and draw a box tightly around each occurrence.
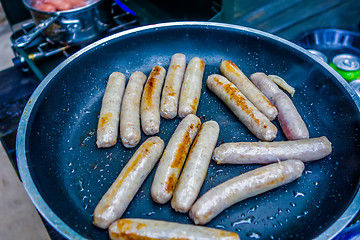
[232,216,255,226]
[246,231,261,239]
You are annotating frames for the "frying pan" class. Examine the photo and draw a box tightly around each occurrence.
[16,22,360,240]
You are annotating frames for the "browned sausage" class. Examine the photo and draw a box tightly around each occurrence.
[171,120,220,213]
[140,66,166,135]
[220,60,278,120]
[178,57,205,118]
[93,137,165,229]
[151,114,201,204]
[96,72,126,148]
[207,74,277,141]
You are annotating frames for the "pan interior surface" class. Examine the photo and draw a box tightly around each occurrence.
[17,22,360,240]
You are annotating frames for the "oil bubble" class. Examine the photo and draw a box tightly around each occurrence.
[232,216,255,226]
[246,231,261,239]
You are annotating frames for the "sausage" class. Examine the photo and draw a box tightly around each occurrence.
[207,74,277,141]
[213,136,332,164]
[160,53,187,119]
[220,60,278,120]
[250,72,309,140]
[96,72,126,148]
[274,93,309,140]
[43,0,72,11]
[249,72,280,101]
[108,218,240,240]
[67,0,87,8]
[120,71,147,148]
[171,120,220,213]
[32,2,57,12]
[178,57,205,118]
[140,66,166,135]
[151,114,201,204]
[189,159,305,225]
[93,137,165,229]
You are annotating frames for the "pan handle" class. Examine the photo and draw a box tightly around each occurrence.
[13,14,60,48]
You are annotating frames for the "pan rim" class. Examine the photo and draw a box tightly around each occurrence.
[16,21,360,240]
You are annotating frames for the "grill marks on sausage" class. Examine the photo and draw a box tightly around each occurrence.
[167,90,176,97]
[111,220,153,240]
[116,219,146,231]
[104,141,155,203]
[190,97,199,113]
[225,61,240,77]
[110,219,238,240]
[94,137,164,229]
[221,61,278,121]
[186,124,202,157]
[165,174,176,193]
[171,129,191,169]
[163,85,176,97]
[111,232,158,240]
[117,219,132,232]
[164,122,200,193]
[213,76,265,129]
[98,112,113,129]
[199,59,205,72]
[144,66,162,107]
[207,74,277,141]
[164,65,180,97]
[170,122,200,169]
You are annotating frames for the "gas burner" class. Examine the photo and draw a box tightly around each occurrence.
[10,3,138,80]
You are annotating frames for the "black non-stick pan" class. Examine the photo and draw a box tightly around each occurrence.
[17,22,360,240]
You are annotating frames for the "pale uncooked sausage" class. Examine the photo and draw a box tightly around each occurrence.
[213,136,332,164]
[178,57,205,118]
[96,72,126,148]
[250,72,309,140]
[160,53,186,119]
[189,160,305,225]
[120,71,147,148]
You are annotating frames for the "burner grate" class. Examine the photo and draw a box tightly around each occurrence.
[10,4,138,80]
